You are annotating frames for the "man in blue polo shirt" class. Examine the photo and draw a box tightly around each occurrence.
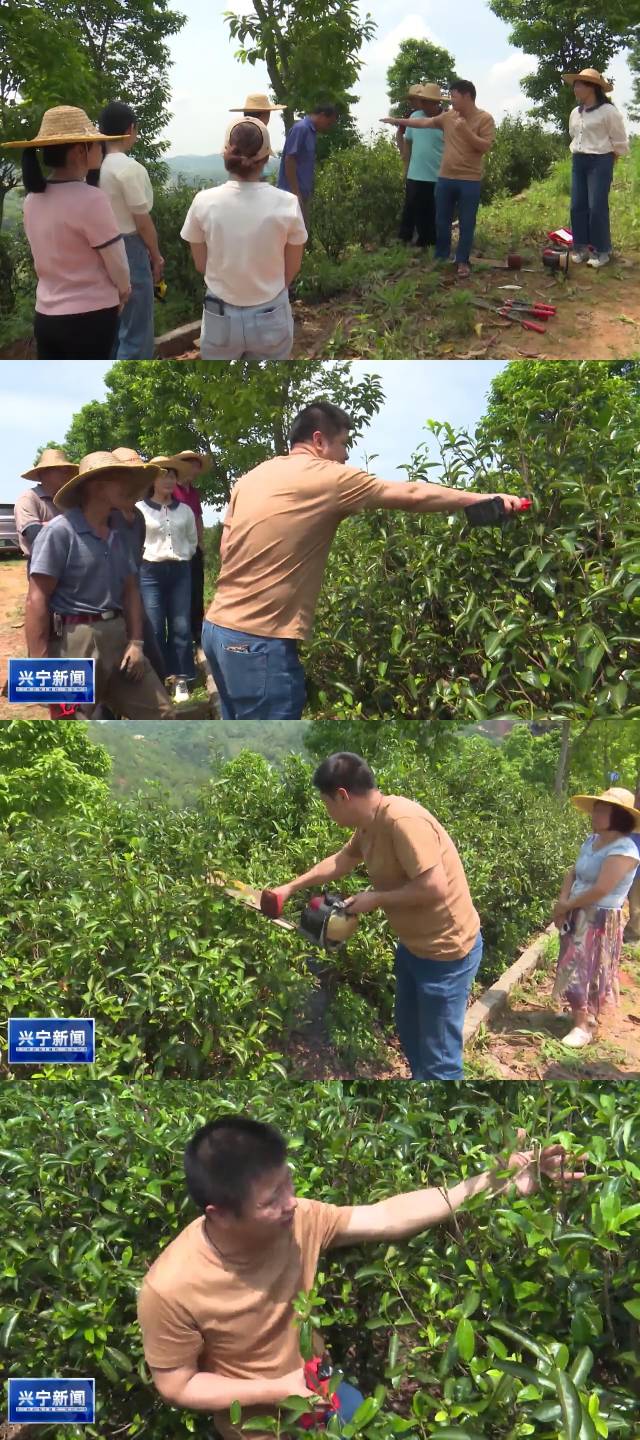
[397,84,446,249]
[277,104,338,225]
[26,450,173,719]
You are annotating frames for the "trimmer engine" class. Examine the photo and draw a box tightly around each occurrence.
[260,887,359,950]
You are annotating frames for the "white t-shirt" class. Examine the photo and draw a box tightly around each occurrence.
[137,499,197,563]
[100,151,154,234]
[180,179,308,305]
[569,103,629,156]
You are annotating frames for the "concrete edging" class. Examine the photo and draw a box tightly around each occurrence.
[154,320,200,358]
[463,924,556,1044]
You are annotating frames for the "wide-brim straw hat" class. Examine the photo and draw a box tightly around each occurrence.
[562,68,613,93]
[21,447,78,482]
[224,117,275,161]
[230,92,285,112]
[571,786,640,831]
[407,83,446,102]
[148,453,195,480]
[1,105,128,149]
[174,449,212,474]
[54,451,159,511]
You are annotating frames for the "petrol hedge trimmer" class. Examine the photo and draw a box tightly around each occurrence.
[208,872,359,951]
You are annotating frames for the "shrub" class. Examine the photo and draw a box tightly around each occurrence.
[0,1080,638,1439]
[312,136,405,261]
[481,116,565,206]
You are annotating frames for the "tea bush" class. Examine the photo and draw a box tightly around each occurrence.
[0,725,588,1080]
[312,137,405,261]
[1,1080,638,1438]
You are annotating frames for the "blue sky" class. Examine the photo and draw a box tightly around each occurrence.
[1,360,507,513]
[166,0,636,155]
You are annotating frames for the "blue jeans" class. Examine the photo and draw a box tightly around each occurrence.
[394,932,483,1080]
[140,560,195,681]
[202,620,306,719]
[570,152,615,254]
[114,232,155,359]
[200,287,294,359]
[435,178,482,265]
[284,1382,364,1436]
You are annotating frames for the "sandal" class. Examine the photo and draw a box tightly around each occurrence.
[456,263,471,279]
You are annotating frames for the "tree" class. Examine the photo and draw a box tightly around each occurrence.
[386,38,457,116]
[629,38,640,123]
[0,2,97,226]
[63,361,385,508]
[0,719,110,826]
[487,1,637,130]
[224,0,376,134]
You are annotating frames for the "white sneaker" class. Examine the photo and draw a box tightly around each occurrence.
[587,253,611,268]
[561,1025,594,1048]
[174,680,190,703]
[570,250,588,263]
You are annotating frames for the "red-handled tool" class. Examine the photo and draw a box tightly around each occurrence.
[299,1358,341,1430]
[260,888,285,919]
[465,496,532,527]
[503,301,557,318]
[473,297,547,333]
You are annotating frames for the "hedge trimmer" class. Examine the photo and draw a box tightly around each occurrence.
[208,872,359,951]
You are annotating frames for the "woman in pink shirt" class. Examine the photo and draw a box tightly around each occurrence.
[2,106,131,359]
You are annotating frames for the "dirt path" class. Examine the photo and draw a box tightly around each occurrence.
[0,558,45,718]
[469,945,640,1080]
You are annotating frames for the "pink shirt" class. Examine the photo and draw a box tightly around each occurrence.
[172,482,203,520]
[23,181,122,314]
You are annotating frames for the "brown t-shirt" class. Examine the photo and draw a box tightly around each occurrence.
[208,446,389,641]
[14,484,58,557]
[437,108,495,180]
[137,1197,353,1440]
[340,794,480,960]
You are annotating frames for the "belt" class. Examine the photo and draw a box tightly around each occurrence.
[57,610,122,624]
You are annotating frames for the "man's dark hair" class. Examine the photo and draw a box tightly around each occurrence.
[310,103,339,118]
[450,79,477,102]
[184,1116,287,1215]
[313,752,376,797]
[608,805,636,834]
[289,401,353,447]
[98,100,138,135]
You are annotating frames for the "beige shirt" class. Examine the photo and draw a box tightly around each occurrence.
[340,794,480,959]
[180,181,308,305]
[14,484,58,557]
[99,151,154,234]
[137,1198,353,1440]
[569,103,629,156]
[209,447,389,641]
[437,108,495,180]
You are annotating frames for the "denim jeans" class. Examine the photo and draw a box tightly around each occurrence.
[435,177,482,264]
[202,620,306,719]
[394,932,483,1080]
[139,559,196,681]
[200,286,294,359]
[283,1382,364,1436]
[570,152,615,254]
[114,232,155,359]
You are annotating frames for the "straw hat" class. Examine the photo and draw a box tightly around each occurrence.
[562,68,613,93]
[174,449,212,474]
[224,117,275,161]
[571,786,640,831]
[1,105,128,149]
[54,451,159,511]
[21,448,78,483]
[148,453,195,480]
[230,92,285,113]
[407,83,446,102]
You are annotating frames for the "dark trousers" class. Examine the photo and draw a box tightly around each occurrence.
[34,306,120,360]
[190,546,205,645]
[399,179,437,246]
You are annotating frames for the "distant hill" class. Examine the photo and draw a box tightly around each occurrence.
[166,153,279,186]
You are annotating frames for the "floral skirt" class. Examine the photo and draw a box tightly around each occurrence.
[552,905,623,1015]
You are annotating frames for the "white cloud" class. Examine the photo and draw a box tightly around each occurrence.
[1,392,87,432]
[364,15,443,68]
[488,52,535,83]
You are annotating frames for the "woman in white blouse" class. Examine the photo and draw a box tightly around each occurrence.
[563,67,629,268]
[137,460,198,702]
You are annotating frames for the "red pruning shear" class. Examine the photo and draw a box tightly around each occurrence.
[300,1358,340,1430]
[502,300,557,320]
[49,703,78,720]
[473,298,547,333]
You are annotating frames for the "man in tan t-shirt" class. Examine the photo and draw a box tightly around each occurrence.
[269,752,482,1080]
[383,78,495,277]
[137,1114,583,1440]
[202,399,523,719]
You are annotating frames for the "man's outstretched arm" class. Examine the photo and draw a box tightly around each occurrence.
[267,849,360,905]
[331,1142,585,1246]
[373,479,524,515]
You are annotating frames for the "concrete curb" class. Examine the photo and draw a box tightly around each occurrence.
[154,320,200,358]
[464,924,557,1044]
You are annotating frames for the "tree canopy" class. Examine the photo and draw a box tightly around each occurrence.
[386,38,457,116]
